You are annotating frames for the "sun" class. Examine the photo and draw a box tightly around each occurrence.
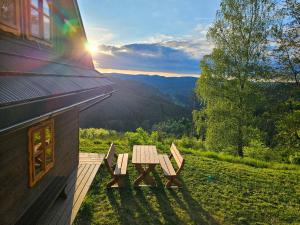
[85,41,98,54]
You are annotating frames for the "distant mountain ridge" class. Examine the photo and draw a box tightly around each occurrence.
[107,73,198,107]
[80,76,190,131]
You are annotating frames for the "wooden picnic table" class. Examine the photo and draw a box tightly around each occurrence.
[132,145,159,187]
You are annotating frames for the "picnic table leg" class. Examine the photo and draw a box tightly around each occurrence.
[165,176,181,188]
[107,175,125,188]
[134,164,156,187]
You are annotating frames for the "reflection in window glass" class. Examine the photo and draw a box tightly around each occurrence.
[29,0,51,41]
[45,126,51,144]
[0,0,16,25]
[31,8,39,37]
[31,0,39,8]
[44,16,50,40]
[29,120,54,187]
[45,147,53,165]
[33,131,42,154]
[34,155,43,176]
[33,131,41,145]
[43,0,50,15]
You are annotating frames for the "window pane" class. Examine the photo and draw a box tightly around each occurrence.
[31,0,39,7]
[33,131,42,154]
[34,154,43,176]
[45,126,52,144]
[43,0,50,15]
[0,0,16,25]
[43,16,50,40]
[30,7,39,37]
[33,131,41,145]
[45,147,53,165]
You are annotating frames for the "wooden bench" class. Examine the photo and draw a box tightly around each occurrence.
[158,143,184,188]
[15,176,67,225]
[104,143,128,188]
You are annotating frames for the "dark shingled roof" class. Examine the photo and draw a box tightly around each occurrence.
[0,75,113,107]
[0,37,114,132]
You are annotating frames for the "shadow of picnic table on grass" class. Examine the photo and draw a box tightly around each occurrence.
[168,180,220,225]
[107,169,219,225]
[107,175,164,225]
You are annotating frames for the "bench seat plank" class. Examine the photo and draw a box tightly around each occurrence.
[120,153,128,175]
[114,153,128,176]
[159,154,176,176]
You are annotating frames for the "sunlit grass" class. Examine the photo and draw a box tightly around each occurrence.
[74,134,300,225]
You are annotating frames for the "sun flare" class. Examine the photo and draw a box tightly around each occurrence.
[85,41,98,54]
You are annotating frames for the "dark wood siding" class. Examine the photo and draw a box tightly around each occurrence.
[0,109,79,225]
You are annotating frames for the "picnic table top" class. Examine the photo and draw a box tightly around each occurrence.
[132,145,159,165]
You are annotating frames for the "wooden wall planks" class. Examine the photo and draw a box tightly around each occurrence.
[0,109,79,225]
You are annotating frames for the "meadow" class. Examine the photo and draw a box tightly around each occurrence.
[74,128,300,225]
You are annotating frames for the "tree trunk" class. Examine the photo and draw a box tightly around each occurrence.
[237,120,244,157]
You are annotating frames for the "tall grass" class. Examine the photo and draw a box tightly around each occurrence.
[180,149,300,170]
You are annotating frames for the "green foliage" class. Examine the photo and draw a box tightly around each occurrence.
[192,110,206,140]
[194,0,300,161]
[175,136,205,150]
[289,152,300,165]
[271,0,300,85]
[125,128,158,147]
[152,117,193,138]
[244,140,278,161]
[194,0,275,156]
[80,128,117,139]
[276,100,300,150]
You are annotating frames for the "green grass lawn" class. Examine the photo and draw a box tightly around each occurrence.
[74,138,300,225]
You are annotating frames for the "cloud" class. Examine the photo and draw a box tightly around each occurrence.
[91,23,214,76]
[94,43,201,74]
[142,23,214,59]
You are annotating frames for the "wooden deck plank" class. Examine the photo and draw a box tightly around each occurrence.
[57,164,100,225]
[53,164,99,225]
[41,164,92,225]
[37,153,104,225]
[38,164,88,225]
[70,164,100,223]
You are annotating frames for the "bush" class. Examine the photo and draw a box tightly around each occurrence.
[80,128,110,139]
[289,152,300,165]
[175,136,205,150]
[244,140,278,161]
[125,128,159,147]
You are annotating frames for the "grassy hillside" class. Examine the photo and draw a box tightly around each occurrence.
[74,130,300,225]
[79,76,189,131]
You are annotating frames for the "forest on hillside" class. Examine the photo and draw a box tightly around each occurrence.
[192,0,300,164]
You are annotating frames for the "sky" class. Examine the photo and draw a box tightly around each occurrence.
[77,0,221,77]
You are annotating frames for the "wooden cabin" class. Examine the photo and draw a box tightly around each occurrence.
[0,1,113,224]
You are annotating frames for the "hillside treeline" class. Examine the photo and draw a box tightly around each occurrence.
[193,0,300,164]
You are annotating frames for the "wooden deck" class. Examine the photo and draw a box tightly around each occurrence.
[38,153,104,225]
